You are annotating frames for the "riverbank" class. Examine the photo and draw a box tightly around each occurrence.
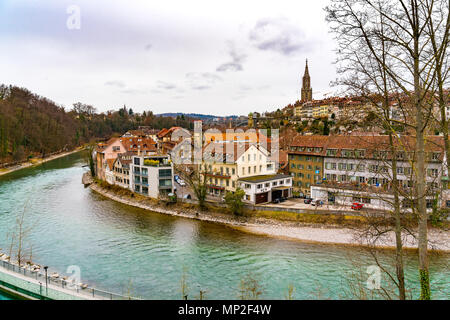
[0,148,84,176]
[89,182,450,252]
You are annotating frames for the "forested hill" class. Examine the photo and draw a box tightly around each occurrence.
[0,85,193,164]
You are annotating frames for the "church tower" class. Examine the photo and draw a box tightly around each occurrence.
[301,59,313,102]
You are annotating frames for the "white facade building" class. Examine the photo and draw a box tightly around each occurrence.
[130,154,174,199]
[238,174,293,205]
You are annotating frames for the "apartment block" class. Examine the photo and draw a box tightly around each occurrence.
[130,154,174,199]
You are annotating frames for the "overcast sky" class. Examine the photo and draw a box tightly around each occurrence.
[0,0,338,116]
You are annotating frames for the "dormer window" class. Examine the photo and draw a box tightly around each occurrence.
[342,149,354,158]
[326,149,337,156]
[432,152,440,161]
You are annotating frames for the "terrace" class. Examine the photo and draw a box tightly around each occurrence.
[143,157,171,167]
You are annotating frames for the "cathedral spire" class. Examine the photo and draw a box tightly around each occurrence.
[301,59,312,102]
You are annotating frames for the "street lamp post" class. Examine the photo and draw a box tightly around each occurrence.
[44,266,48,296]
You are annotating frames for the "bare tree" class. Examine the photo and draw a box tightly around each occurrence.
[326,0,449,300]
[7,200,33,266]
[175,164,208,210]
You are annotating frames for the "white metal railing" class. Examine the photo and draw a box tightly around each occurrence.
[0,260,139,300]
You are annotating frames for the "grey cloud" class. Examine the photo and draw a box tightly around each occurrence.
[249,17,309,56]
[216,41,246,72]
[186,72,222,90]
[144,44,152,51]
[105,80,126,88]
[156,81,177,90]
[216,62,242,72]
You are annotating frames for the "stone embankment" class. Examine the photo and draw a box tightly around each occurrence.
[88,179,450,252]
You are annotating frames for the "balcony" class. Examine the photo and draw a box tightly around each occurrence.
[205,172,231,179]
[206,184,225,191]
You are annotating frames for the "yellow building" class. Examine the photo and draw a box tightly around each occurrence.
[288,136,329,196]
[201,142,276,197]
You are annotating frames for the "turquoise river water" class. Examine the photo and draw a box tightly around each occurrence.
[0,151,448,299]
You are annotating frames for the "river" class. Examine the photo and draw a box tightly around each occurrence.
[0,151,448,299]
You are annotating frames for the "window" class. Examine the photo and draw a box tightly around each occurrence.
[159,169,172,177]
[113,146,120,152]
[232,168,235,175]
[396,152,405,160]
[245,195,250,200]
[254,166,256,173]
[159,179,172,187]
[134,185,140,192]
[245,184,251,189]
[427,168,439,177]
[355,150,365,158]
[257,184,262,189]
[432,152,440,161]
[265,183,270,187]
[342,149,354,158]
[326,149,337,156]
[272,181,278,186]
[362,197,371,204]
[134,158,140,165]
[232,181,235,188]
[248,167,251,174]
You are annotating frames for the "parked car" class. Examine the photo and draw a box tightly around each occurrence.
[304,198,313,204]
[312,200,323,206]
[174,175,180,182]
[272,198,281,204]
[176,178,186,186]
[351,202,364,210]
